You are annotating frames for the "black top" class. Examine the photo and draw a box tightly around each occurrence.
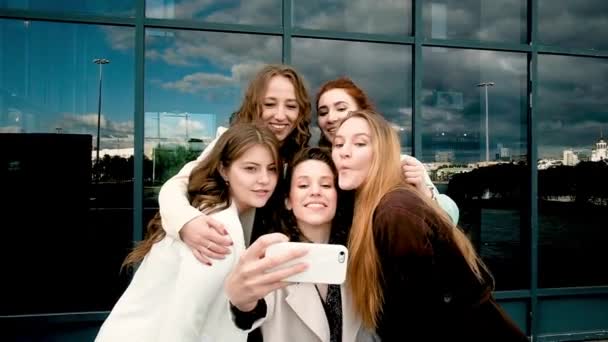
[315,284,343,342]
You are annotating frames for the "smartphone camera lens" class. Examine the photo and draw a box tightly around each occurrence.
[338,251,346,263]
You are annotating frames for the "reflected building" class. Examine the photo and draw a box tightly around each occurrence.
[591,134,607,162]
[562,149,580,166]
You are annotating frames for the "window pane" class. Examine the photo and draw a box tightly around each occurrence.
[423,0,527,43]
[292,38,412,152]
[145,0,281,26]
[539,0,608,51]
[0,0,134,16]
[144,29,281,218]
[538,55,608,288]
[422,47,529,290]
[0,19,134,314]
[293,0,411,35]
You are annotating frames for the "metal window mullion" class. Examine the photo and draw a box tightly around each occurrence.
[144,18,282,35]
[412,0,423,158]
[0,8,134,26]
[282,0,292,64]
[133,0,145,242]
[528,0,539,340]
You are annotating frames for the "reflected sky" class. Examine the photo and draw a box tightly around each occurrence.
[538,55,608,159]
[422,48,527,163]
[146,0,281,26]
[2,1,607,162]
[539,0,608,51]
[292,38,412,150]
[423,0,526,43]
[0,20,134,149]
[293,0,411,35]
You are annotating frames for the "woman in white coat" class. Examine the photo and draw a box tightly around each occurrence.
[225,147,374,342]
[95,123,302,342]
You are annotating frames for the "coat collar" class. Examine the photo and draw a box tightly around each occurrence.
[284,283,361,342]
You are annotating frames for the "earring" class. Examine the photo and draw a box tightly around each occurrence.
[224,179,230,186]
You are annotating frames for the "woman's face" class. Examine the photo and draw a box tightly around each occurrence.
[286,159,337,229]
[222,144,279,213]
[332,117,373,191]
[261,75,300,142]
[317,88,359,142]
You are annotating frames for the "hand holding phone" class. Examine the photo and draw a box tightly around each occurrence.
[265,242,348,285]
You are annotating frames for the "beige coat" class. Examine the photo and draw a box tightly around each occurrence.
[241,282,363,342]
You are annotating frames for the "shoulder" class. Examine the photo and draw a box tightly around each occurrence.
[378,187,420,208]
[375,187,425,222]
[373,188,431,256]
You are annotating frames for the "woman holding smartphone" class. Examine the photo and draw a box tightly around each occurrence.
[95,123,298,342]
[225,147,372,342]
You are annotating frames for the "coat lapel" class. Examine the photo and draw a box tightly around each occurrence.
[285,283,330,342]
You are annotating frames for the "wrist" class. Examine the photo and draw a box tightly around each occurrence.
[233,300,258,312]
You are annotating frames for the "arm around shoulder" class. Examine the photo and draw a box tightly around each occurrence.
[157,135,220,239]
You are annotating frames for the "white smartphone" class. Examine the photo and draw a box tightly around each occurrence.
[265,242,348,285]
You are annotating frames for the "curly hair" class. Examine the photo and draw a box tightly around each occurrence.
[233,64,312,162]
[123,123,281,268]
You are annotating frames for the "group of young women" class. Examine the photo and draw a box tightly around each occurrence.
[96,64,528,341]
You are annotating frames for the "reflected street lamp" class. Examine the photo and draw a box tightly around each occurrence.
[477,81,494,162]
[93,58,110,181]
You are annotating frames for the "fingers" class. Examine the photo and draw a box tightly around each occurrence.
[206,217,228,235]
[192,248,212,266]
[200,243,228,260]
[247,233,290,259]
[400,155,420,166]
[203,229,233,250]
[242,245,308,279]
[257,262,308,284]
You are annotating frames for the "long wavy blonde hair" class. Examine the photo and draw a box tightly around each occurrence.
[340,110,489,329]
[123,123,281,268]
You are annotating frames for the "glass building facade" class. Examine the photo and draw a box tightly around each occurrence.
[1,1,607,340]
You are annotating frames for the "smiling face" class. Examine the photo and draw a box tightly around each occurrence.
[222,144,279,213]
[286,159,337,230]
[260,75,300,142]
[332,117,374,191]
[317,88,359,142]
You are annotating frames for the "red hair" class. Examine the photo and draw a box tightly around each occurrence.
[315,77,375,146]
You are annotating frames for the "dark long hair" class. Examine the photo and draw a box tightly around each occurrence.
[123,123,281,268]
[275,147,353,245]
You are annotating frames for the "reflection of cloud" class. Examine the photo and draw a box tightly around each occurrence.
[146,0,280,25]
[161,62,264,94]
[146,29,281,68]
[60,113,134,136]
[294,0,411,35]
[103,26,135,51]
[0,126,23,133]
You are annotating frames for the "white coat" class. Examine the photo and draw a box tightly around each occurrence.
[95,201,255,342]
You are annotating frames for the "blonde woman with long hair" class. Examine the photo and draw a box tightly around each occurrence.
[331,110,527,341]
[95,123,303,342]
